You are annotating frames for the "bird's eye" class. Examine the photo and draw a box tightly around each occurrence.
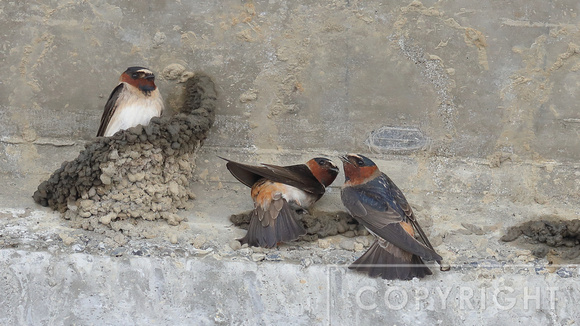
[357,159,364,166]
[132,73,139,79]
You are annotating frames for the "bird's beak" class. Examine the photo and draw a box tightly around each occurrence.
[339,155,352,164]
[139,84,155,92]
[145,74,155,81]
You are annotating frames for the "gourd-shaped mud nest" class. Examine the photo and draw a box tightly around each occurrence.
[33,73,217,234]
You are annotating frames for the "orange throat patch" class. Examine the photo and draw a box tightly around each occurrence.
[343,165,379,186]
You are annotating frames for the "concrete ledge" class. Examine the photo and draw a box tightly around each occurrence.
[1,250,578,325]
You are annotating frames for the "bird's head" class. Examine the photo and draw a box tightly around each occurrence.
[306,157,339,187]
[339,154,380,185]
[120,66,157,95]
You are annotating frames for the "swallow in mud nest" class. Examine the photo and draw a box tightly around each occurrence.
[340,154,442,280]
[96,66,165,137]
[221,157,339,248]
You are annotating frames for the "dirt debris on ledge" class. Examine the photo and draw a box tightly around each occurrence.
[32,73,217,235]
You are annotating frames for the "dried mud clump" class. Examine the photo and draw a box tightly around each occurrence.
[501,219,580,247]
[230,210,368,242]
[33,73,217,232]
[502,218,580,261]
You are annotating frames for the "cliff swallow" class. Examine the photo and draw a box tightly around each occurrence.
[96,66,164,137]
[340,154,442,280]
[222,157,339,248]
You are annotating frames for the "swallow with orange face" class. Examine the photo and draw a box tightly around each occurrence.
[340,154,442,280]
[222,157,339,248]
[97,66,164,137]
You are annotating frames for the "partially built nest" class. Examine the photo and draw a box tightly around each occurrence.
[230,210,369,242]
[501,218,580,261]
[33,73,217,233]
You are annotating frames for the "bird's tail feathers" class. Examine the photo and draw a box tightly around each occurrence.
[238,200,306,248]
[349,240,432,280]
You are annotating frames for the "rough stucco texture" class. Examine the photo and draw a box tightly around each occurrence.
[3,1,580,171]
[1,0,579,208]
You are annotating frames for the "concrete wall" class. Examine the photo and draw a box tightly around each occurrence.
[1,1,580,325]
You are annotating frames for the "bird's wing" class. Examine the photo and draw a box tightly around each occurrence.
[341,176,404,228]
[261,163,326,194]
[381,173,439,255]
[220,157,325,194]
[342,174,441,261]
[368,222,442,261]
[96,83,124,137]
[407,212,438,255]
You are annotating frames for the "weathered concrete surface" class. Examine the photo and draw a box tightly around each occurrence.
[1,249,578,325]
[1,0,580,325]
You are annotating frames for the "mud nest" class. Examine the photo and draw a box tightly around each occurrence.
[230,210,369,242]
[501,218,580,260]
[33,73,217,232]
[501,219,580,247]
